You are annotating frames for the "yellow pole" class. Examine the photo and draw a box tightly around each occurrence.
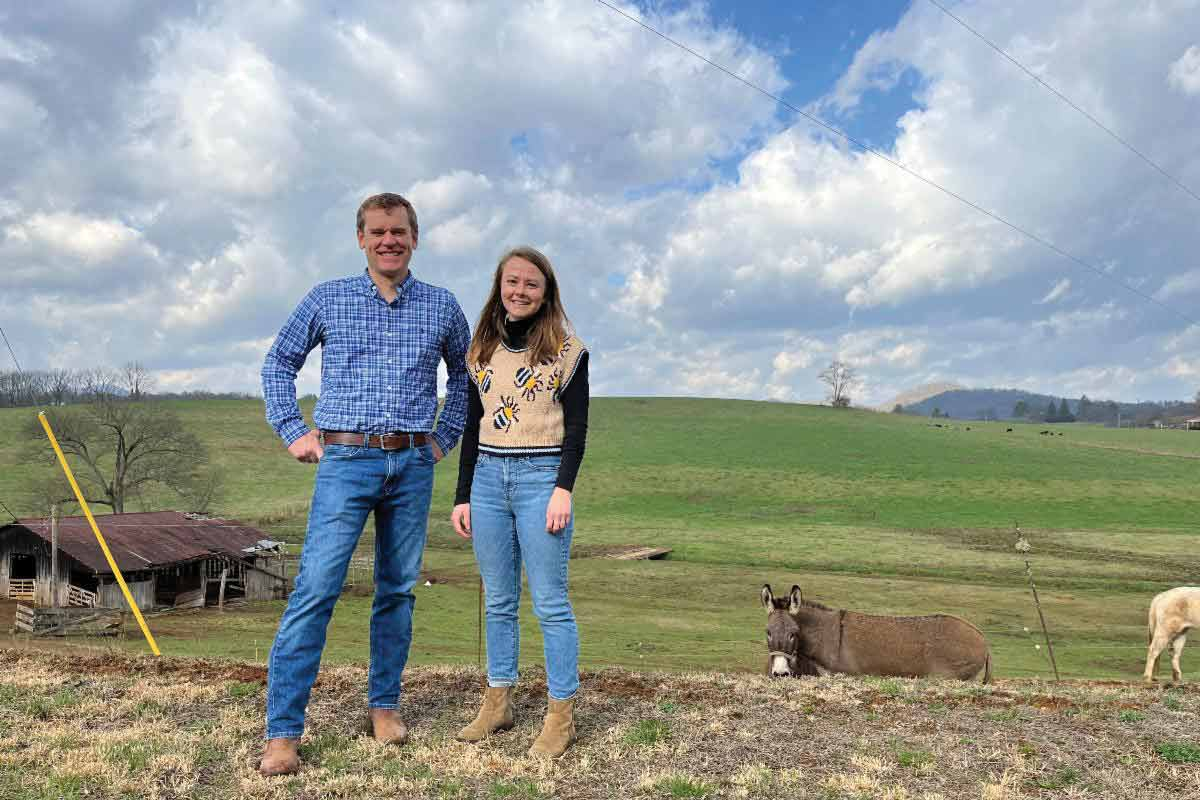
[37,412,161,656]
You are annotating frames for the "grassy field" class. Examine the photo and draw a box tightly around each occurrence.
[2,398,1199,680]
[2,649,1199,799]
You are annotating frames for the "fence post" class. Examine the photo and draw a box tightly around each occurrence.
[50,504,59,607]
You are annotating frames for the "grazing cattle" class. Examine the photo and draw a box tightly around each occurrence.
[1143,587,1200,683]
[761,584,991,682]
[1006,428,1013,432]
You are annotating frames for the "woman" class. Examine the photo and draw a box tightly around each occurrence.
[451,245,589,758]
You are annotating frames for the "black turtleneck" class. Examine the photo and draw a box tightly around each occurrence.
[454,319,589,505]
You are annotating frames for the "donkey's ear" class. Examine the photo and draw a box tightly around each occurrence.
[761,584,774,611]
[788,584,803,614]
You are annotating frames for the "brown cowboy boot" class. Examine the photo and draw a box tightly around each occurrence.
[457,686,515,742]
[368,708,409,745]
[258,737,300,777]
[528,696,576,757]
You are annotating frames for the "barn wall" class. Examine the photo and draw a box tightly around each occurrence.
[97,577,155,610]
[244,557,287,601]
[0,528,83,606]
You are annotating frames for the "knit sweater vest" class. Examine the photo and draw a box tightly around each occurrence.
[470,334,587,456]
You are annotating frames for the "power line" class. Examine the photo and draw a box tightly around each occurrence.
[0,325,22,373]
[925,0,1200,206]
[0,499,18,523]
[591,0,1200,329]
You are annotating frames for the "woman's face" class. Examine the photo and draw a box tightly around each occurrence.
[500,256,547,321]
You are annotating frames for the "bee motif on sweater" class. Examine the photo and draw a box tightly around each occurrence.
[547,368,564,402]
[539,339,572,367]
[515,366,545,402]
[492,395,520,432]
[474,365,493,393]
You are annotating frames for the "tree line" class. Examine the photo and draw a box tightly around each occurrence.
[0,364,256,408]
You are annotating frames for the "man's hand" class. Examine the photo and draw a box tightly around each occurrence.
[546,487,572,534]
[287,430,324,463]
[451,503,472,539]
[431,440,444,463]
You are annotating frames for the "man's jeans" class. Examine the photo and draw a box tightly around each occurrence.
[265,441,434,739]
[470,453,579,700]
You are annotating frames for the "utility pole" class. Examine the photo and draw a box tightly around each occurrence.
[50,503,59,607]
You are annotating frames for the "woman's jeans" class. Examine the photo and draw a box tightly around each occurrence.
[265,441,434,739]
[470,453,579,700]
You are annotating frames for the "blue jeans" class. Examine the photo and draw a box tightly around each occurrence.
[265,441,434,739]
[470,453,579,700]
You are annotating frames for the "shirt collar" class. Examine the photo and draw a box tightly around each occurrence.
[358,268,417,300]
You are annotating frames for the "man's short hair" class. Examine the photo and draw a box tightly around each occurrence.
[356,193,418,239]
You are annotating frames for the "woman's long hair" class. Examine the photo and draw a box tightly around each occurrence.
[468,246,571,367]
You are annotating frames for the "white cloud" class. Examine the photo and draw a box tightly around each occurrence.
[126,34,301,198]
[1156,269,1200,300]
[1168,44,1200,94]
[772,337,824,376]
[407,172,494,222]
[1038,278,1072,304]
[4,212,151,264]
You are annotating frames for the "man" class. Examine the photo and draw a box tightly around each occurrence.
[258,193,470,776]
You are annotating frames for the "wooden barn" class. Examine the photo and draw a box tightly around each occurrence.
[0,511,288,610]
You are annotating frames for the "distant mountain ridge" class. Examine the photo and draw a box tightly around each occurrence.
[897,388,1075,420]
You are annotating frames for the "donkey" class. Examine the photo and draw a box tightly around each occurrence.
[761,584,991,683]
[1143,586,1200,683]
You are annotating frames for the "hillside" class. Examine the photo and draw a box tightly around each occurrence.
[900,388,1074,420]
[2,398,1200,680]
[2,648,1198,799]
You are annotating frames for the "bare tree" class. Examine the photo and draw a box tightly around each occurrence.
[120,361,155,399]
[24,392,222,514]
[818,360,858,408]
[44,369,79,406]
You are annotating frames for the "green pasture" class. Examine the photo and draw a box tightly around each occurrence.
[2,398,1198,680]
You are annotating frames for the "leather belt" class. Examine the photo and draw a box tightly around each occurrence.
[320,430,427,450]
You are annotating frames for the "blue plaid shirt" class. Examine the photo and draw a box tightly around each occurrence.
[262,270,471,454]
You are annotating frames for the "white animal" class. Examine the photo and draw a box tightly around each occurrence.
[1143,587,1200,683]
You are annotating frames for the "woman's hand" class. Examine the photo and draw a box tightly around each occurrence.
[451,503,472,539]
[546,487,572,534]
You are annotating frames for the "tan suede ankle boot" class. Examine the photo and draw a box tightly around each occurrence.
[457,686,515,742]
[258,737,300,776]
[528,697,576,757]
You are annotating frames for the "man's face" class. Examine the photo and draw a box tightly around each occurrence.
[358,207,416,281]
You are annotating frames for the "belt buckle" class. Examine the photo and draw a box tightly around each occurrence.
[379,432,405,451]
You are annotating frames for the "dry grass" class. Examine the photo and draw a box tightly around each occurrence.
[2,649,1199,799]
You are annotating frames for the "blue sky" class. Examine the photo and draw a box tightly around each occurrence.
[1,0,1198,407]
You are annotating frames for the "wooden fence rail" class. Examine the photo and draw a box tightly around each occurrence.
[68,584,97,607]
[14,604,123,637]
[9,579,34,600]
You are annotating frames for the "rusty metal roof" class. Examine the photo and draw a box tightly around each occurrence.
[2,511,271,575]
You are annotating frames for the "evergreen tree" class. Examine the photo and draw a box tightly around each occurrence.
[1058,398,1070,418]
[1013,400,1028,418]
